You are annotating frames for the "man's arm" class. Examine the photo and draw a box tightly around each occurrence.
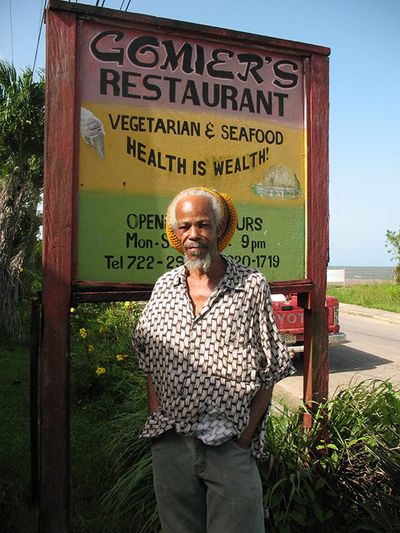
[147,374,161,414]
[237,387,273,449]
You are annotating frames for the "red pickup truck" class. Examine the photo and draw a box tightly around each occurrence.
[272,294,346,355]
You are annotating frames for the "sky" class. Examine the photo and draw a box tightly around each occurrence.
[1,0,399,267]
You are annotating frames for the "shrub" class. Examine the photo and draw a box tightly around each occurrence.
[99,380,400,533]
[67,303,399,532]
[70,301,145,402]
[262,380,400,532]
[69,301,147,531]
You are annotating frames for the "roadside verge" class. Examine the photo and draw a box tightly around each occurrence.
[339,303,400,326]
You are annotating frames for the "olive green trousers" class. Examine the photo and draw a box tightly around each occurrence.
[151,430,265,533]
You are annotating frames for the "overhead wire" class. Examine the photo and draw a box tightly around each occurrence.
[33,0,47,72]
[30,0,133,72]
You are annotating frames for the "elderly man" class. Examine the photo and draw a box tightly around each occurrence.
[133,187,295,533]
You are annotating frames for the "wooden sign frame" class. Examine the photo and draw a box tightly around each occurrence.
[41,1,330,531]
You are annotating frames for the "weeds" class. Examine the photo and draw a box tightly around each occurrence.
[100,377,400,533]
[69,301,145,402]
[97,369,160,532]
[328,282,400,313]
[3,300,399,532]
[260,380,400,532]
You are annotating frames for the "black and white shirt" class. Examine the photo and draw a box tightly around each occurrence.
[133,256,296,457]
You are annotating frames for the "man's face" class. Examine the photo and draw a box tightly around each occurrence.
[174,195,221,267]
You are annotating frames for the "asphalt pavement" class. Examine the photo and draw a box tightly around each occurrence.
[273,303,400,410]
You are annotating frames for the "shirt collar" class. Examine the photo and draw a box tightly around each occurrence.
[219,256,247,292]
[172,264,187,286]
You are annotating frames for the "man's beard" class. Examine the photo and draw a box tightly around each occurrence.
[184,241,216,274]
[184,252,213,273]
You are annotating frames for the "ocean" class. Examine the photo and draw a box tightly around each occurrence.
[328,266,395,283]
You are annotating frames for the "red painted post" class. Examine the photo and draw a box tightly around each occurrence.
[40,7,77,532]
[302,53,330,423]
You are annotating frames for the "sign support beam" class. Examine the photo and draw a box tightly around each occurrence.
[302,53,330,425]
[40,7,77,532]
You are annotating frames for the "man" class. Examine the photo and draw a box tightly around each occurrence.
[133,187,295,533]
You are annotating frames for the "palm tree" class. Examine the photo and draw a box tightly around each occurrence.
[0,61,45,337]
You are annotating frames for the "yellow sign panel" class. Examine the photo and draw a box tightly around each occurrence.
[78,23,306,283]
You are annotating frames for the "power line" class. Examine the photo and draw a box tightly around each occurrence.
[28,0,138,73]
[29,0,135,68]
[33,0,46,72]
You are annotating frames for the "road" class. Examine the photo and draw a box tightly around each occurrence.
[274,312,400,408]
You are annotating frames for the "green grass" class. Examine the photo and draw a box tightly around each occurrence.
[0,300,143,533]
[70,395,127,532]
[328,282,400,313]
[2,300,399,532]
[0,339,135,533]
[0,340,38,532]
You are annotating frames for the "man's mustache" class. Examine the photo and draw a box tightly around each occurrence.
[186,243,207,248]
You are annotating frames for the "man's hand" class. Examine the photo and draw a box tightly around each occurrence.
[237,387,274,448]
[236,435,252,449]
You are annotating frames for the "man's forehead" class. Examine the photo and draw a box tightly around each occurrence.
[176,195,214,217]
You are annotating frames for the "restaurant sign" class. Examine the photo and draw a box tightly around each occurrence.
[77,19,306,284]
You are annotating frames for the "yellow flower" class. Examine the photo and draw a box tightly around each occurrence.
[95,366,106,376]
[124,301,131,308]
[88,344,95,353]
[79,328,88,339]
[70,307,75,313]
[116,354,128,362]
[99,326,107,334]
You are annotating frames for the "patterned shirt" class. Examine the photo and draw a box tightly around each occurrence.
[133,256,296,458]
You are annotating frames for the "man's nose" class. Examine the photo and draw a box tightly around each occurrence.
[188,225,200,239]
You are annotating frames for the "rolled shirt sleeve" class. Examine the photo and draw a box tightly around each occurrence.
[256,279,296,390]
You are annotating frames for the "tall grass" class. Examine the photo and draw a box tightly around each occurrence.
[3,301,399,532]
[101,379,400,533]
[69,301,147,532]
[0,340,38,532]
[99,375,159,533]
[262,380,400,531]
[328,282,400,313]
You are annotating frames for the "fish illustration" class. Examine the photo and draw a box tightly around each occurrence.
[80,107,105,160]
